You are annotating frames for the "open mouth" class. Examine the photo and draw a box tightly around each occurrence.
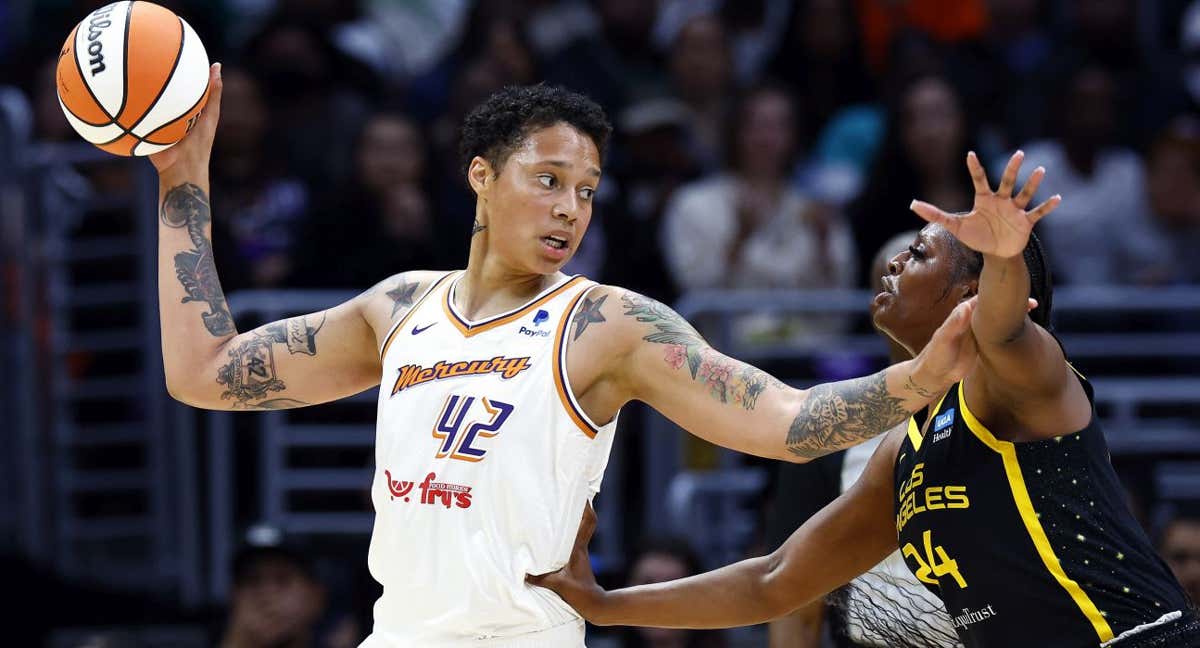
[543,235,568,250]
[880,275,896,293]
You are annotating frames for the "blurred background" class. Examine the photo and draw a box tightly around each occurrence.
[2,0,1200,646]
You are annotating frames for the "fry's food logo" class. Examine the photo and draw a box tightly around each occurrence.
[385,470,472,509]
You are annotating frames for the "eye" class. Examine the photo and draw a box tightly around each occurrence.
[579,187,595,201]
[908,245,924,260]
[537,174,556,189]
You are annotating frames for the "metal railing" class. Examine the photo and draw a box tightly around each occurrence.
[9,122,202,604]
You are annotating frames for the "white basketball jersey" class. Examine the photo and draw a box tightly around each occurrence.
[362,271,618,647]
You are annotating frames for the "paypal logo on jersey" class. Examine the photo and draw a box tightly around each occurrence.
[518,309,552,338]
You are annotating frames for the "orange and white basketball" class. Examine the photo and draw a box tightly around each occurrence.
[56,1,210,157]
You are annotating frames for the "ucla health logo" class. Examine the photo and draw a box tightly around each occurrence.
[519,309,552,338]
[932,409,956,444]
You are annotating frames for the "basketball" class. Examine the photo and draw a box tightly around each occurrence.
[56,1,210,157]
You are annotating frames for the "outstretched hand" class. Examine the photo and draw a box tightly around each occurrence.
[910,151,1061,259]
[526,501,604,618]
[150,63,223,178]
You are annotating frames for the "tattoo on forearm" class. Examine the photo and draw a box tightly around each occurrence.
[215,313,325,409]
[904,374,937,399]
[161,183,235,336]
[572,294,607,340]
[786,371,909,459]
[386,279,420,317]
[622,293,785,410]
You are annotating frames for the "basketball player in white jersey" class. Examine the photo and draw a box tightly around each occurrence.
[151,65,980,647]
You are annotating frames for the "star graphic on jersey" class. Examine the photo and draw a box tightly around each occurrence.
[387,280,420,317]
[572,294,608,340]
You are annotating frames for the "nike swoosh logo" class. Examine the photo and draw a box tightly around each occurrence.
[411,323,435,335]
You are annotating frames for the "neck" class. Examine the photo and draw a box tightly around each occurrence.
[460,232,564,320]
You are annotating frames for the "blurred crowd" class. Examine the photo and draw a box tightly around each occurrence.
[7,0,1200,305]
[5,0,1200,645]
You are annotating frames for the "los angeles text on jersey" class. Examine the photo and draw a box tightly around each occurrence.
[896,462,970,533]
[390,356,533,395]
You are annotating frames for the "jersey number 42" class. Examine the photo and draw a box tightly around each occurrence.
[432,394,514,462]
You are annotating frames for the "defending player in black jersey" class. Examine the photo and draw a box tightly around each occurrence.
[529,151,1200,647]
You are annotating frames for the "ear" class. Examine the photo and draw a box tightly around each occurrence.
[467,156,493,196]
[960,278,979,301]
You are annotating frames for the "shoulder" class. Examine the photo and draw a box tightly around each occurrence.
[358,269,456,332]
[566,284,697,367]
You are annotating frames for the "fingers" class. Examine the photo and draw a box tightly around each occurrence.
[201,62,223,132]
[966,151,991,194]
[909,200,960,235]
[1013,166,1044,209]
[943,297,979,334]
[997,150,1023,198]
[1026,194,1061,225]
[576,501,598,551]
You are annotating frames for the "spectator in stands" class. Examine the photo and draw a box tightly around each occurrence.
[855,0,988,73]
[1159,504,1200,606]
[766,0,872,151]
[404,0,540,125]
[968,0,1057,149]
[661,83,857,342]
[1185,2,1200,112]
[242,16,375,189]
[542,0,666,115]
[293,111,445,288]
[598,98,703,303]
[620,537,726,648]
[667,13,735,172]
[1124,116,1200,286]
[209,66,310,291]
[218,529,327,648]
[850,72,978,286]
[1057,0,1186,145]
[1011,65,1151,285]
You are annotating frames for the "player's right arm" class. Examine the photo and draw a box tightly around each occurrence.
[150,63,405,410]
[530,428,904,628]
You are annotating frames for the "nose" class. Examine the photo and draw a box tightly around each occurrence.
[553,194,580,223]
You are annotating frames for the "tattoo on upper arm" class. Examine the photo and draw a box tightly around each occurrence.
[786,371,909,459]
[386,279,420,317]
[161,183,235,337]
[621,293,785,410]
[572,294,607,340]
[215,313,325,409]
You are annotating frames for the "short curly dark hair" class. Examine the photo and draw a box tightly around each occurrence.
[458,84,612,183]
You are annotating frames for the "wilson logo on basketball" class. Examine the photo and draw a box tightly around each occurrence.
[384,470,472,509]
[390,356,532,395]
[85,4,117,75]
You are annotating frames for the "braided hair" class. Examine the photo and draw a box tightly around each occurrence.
[947,231,1054,330]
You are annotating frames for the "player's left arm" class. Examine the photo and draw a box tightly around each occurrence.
[911,151,1089,435]
[574,286,979,462]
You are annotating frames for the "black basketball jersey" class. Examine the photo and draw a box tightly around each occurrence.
[893,372,1192,647]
